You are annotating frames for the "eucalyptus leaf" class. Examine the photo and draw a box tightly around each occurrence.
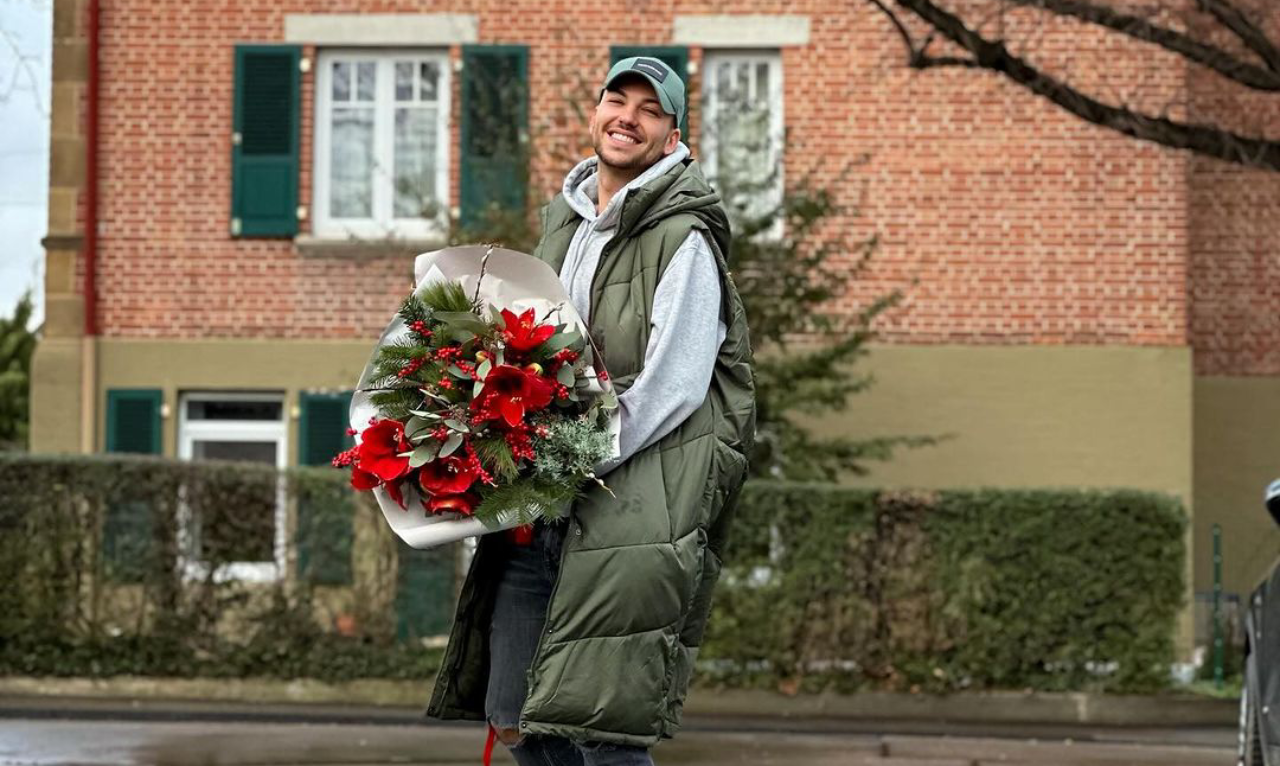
[543,331,581,353]
[556,364,576,387]
[409,442,441,468]
[447,364,469,379]
[477,359,492,380]
[473,380,485,398]
[440,433,464,457]
[435,311,491,334]
[444,418,470,433]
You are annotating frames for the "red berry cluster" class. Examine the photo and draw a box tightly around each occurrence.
[597,370,609,382]
[554,383,570,399]
[397,357,427,378]
[438,377,455,390]
[504,428,536,461]
[435,346,464,362]
[409,320,433,337]
[332,446,359,468]
[464,441,496,487]
[552,349,579,364]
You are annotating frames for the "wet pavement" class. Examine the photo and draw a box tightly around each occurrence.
[0,716,1237,766]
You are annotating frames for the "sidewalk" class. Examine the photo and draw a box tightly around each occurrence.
[0,676,1239,749]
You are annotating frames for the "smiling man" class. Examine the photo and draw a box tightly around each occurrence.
[428,57,756,766]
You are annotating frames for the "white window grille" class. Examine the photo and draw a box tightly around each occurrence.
[700,51,784,233]
[314,49,451,239]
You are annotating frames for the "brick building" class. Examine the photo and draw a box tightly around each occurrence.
[33,0,1280,652]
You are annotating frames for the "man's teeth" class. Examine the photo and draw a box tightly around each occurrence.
[610,132,639,144]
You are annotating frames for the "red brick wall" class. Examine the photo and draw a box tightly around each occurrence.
[1187,37,1280,375]
[73,0,1244,348]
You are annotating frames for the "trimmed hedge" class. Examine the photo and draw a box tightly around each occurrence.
[702,483,1186,693]
[0,455,1185,692]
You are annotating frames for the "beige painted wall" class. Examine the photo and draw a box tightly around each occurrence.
[809,344,1194,497]
[95,338,374,461]
[1193,376,1280,599]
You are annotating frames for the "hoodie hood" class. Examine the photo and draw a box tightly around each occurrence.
[562,142,691,229]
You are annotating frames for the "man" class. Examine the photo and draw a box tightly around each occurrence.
[428,57,756,766]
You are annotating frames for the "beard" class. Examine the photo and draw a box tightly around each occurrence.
[592,125,668,174]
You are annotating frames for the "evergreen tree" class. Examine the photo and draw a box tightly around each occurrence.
[0,291,37,451]
[707,86,935,481]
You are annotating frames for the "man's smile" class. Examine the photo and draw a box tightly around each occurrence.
[607,130,641,146]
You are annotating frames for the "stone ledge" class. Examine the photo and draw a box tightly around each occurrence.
[294,235,443,259]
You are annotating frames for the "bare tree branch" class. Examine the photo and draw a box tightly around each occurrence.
[869,0,1280,170]
[1008,0,1280,91]
[1196,0,1280,72]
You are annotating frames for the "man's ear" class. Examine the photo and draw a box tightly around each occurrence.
[663,126,681,155]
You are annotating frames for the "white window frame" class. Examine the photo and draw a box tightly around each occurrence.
[176,392,288,584]
[700,50,784,236]
[313,48,451,240]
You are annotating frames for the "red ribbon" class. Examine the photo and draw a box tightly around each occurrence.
[507,523,535,546]
[483,722,497,766]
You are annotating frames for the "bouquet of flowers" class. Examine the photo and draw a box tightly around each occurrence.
[338,246,619,549]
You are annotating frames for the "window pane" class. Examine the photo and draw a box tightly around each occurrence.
[419,61,439,101]
[756,62,770,102]
[395,61,414,101]
[394,106,439,218]
[192,440,277,463]
[330,106,375,218]
[332,61,350,102]
[187,400,282,421]
[356,61,377,102]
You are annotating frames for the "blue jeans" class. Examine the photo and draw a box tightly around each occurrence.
[486,522,654,766]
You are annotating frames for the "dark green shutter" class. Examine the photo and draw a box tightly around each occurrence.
[105,389,162,454]
[104,389,162,583]
[460,45,529,230]
[232,45,300,238]
[609,46,690,137]
[296,392,354,586]
[395,544,455,641]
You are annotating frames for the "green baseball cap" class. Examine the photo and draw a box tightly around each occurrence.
[601,56,686,127]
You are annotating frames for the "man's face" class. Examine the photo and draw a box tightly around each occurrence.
[589,76,681,175]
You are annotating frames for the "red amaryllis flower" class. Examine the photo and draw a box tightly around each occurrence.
[501,307,556,352]
[472,364,554,428]
[424,492,478,516]
[418,455,479,496]
[350,465,380,491]
[356,419,412,482]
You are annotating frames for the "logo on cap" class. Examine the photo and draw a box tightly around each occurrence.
[631,58,668,82]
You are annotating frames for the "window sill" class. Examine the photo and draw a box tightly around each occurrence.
[294,235,446,258]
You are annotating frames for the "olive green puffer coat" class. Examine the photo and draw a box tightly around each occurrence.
[426,156,756,747]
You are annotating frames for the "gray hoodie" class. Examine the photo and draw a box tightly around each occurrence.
[558,143,728,476]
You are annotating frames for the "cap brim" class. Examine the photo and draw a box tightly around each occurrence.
[603,71,678,119]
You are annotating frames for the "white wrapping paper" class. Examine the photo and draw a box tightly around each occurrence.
[349,245,619,549]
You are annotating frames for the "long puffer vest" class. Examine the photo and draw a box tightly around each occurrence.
[426,156,756,747]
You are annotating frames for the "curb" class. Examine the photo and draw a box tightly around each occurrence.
[0,676,1239,729]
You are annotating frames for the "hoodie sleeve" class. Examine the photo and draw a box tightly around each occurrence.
[593,230,728,478]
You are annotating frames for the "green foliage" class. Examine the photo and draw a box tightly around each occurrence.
[0,291,36,451]
[707,86,933,480]
[0,455,1185,692]
[531,416,614,481]
[703,483,1187,693]
[472,435,519,483]
[0,454,446,681]
[474,476,578,525]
